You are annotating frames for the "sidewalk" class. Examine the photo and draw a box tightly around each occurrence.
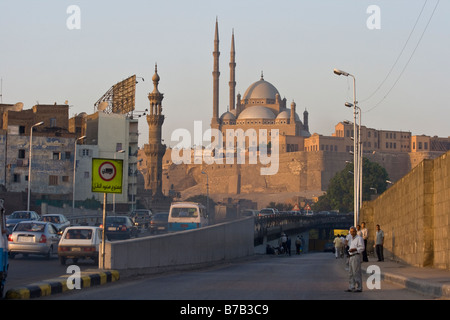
[360,259,450,299]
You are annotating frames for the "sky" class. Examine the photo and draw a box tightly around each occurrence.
[0,0,448,148]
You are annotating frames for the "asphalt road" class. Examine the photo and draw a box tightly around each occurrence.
[42,252,434,301]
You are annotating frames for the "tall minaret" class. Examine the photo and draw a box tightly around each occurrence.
[229,29,236,113]
[211,18,220,129]
[145,64,166,197]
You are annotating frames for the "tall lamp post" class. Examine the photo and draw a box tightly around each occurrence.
[27,121,44,212]
[72,135,86,214]
[201,171,209,214]
[334,68,360,226]
[113,149,125,213]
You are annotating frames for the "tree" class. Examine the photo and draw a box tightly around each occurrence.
[313,158,389,213]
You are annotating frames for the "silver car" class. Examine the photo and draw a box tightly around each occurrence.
[8,221,61,259]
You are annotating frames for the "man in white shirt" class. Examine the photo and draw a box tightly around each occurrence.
[346,226,365,292]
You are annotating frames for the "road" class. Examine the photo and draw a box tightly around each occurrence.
[40,252,433,301]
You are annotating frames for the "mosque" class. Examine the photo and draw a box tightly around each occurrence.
[210,19,311,155]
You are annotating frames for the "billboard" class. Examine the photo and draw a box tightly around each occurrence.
[91,158,123,194]
[94,75,136,114]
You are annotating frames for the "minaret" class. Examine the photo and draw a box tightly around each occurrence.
[303,108,309,132]
[145,64,166,197]
[211,18,220,129]
[229,29,236,113]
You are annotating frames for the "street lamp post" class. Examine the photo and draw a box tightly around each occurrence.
[27,121,44,212]
[113,149,125,213]
[201,171,209,214]
[72,135,86,214]
[334,68,360,226]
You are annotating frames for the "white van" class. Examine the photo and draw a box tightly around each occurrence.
[168,202,208,232]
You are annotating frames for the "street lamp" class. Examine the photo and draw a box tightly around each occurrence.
[27,121,44,212]
[201,171,209,214]
[334,68,360,226]
[113,149,125,213]
[72,135,86,214]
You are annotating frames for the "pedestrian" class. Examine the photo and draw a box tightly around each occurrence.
[340,234,346,258]
[361,222,369,262]
[295,235,302,255]
[280,232,287,254]
[286,235,291,256]
[375,224,384,262]
[356,225,362,237]
[333,234,341,259]
[345,226,365,292]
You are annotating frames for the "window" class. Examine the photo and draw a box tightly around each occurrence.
[65,151,71,160]
[18,149,26,159]
[13,174,20,183]
[53,152,61,160]
[50,118,56,127]
[49,175,58,185]
[82,149,90,156]
[62,176,69,183]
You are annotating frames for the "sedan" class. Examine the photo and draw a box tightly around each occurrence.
[103,216,138,240]
[8,221,61,259]
[150,212,169,234]
[40,214,70,232]
[58,226,102,265]
[6,211,40,234]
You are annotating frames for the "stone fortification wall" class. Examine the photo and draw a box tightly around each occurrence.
[360,151,450,270]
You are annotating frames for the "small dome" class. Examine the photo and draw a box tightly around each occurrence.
[237,106,276,120]
[220,111,236,121]
[242,78,280,101]
[276,108,301,122]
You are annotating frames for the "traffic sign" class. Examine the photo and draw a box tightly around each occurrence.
[92,158,123,194]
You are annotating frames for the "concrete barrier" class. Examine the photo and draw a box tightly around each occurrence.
[100,217,255,276]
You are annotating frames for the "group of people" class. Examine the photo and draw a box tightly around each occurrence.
[334,222,385,292]
[266,233,304,256]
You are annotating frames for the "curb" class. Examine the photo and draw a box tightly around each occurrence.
[5,270,120,299]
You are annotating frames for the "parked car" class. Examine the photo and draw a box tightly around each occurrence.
[150,212,169,234]
[102,216,138,240]
[258,208,277,217]
[58,226,101,265]
[130,209,153,228]
[8,221,61,259]
[40,214,70,232]
[6,211,40,234]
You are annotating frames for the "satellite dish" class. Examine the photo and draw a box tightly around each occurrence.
[12,102,24,111]
[98,101,108,111]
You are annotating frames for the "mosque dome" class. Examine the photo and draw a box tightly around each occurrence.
[237,105,276,120]
[220,111,236,121]
[242,76,280,101]
[276,109,301,122]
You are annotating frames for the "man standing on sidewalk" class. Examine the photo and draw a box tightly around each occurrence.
[375,224,384,262]
[346,226,365,292]
[361,222,369,262]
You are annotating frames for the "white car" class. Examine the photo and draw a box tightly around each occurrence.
[58,226,102,265]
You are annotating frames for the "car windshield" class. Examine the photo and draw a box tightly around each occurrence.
[42,216,60,223]
[15,222,45,232]
[106,217,128,224]
[10,211,31,219]
[65,229,92,239]
[171,207,198,218]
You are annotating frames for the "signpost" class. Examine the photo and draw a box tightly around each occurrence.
[91,158,123,269]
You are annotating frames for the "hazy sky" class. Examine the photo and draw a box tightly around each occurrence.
[0,0,448,147]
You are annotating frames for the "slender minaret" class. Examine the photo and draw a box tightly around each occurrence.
[303,108,309,132]
[211,18,220,128]
[229,29,236,113]
[145,64,166,197]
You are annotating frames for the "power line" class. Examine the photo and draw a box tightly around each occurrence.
[361,0,428,103]
[364,0,440,113]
